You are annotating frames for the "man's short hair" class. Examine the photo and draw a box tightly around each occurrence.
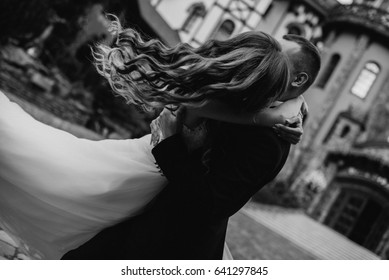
[283,34,321,90]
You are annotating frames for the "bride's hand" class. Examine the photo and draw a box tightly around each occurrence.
[273,115,303,145]
[272,96,308,145]
[150,107,185,146]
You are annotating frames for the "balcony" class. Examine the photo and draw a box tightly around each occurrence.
[323,4,389,40]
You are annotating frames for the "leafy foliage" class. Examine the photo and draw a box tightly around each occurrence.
[0,0,154,138]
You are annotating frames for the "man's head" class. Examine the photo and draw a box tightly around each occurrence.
[279,34,321,101]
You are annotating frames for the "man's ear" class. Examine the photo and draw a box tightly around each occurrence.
[291,72,309,87]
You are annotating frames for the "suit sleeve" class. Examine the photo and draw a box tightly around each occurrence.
[152,131,285,219]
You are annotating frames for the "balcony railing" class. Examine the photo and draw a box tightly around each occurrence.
[326,147,389,184]
[324,3,389,39]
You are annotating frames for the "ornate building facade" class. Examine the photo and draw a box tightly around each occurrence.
[288,1,389,259]
[152,0,389,258]
[152,0,332,44]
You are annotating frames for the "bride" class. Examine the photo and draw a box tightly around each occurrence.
[0,17,312,259]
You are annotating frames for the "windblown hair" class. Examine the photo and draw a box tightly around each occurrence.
[93,15,290,112]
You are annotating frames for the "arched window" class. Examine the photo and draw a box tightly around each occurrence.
[214,19,235,41]
[351,62,380,99]
[340,125,351,138]
[182,2,206,33]
[317,53,341,89]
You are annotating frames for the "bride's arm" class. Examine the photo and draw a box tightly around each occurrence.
[253,96,305,126]
[188,95,305,127]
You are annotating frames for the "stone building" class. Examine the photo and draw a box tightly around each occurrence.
[152,0,334,44]
[307,141,389,259]
[152,0,389,258]
[284,1,389,258]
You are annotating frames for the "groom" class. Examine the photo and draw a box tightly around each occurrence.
[62,35,320,259]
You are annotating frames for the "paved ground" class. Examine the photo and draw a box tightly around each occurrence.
[227,212,316,260]
[242,203,379,260]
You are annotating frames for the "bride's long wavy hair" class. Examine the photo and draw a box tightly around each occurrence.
[93,15,290,112]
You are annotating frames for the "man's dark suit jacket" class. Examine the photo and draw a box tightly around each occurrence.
[62,122,290,260]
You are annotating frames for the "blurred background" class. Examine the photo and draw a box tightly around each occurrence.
[0,0,389,260]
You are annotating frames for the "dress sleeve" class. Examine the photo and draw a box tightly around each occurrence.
[152,128,286,220]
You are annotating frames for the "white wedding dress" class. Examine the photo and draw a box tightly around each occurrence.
[0,90,167,259]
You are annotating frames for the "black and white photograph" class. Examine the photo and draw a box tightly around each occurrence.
[0,0,388,263]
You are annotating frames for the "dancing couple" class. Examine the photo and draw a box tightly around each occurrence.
[0,16,320,259]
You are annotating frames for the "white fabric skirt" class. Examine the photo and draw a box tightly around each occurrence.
[0,91,167,259]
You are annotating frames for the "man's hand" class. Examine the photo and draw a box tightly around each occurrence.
[150,107,184,146]
[273,115,303,145]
